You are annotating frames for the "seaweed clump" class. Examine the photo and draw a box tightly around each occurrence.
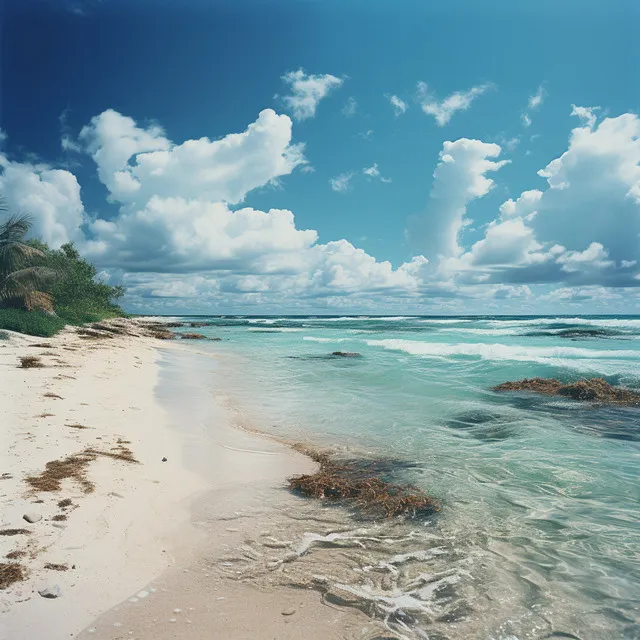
[493,377,640,407]
[288,449,439,519]
[19,355,44,368]
[26,443,138,494]
[0,563,25,589]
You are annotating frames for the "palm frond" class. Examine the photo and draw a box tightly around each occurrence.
[0,214,32,244]
[4,266,58,288]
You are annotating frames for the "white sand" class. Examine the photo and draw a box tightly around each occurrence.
[0,328,210,639]
[0,325,370,639]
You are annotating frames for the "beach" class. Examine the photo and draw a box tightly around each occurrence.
[1,315,639,640]
[0,322,376,639]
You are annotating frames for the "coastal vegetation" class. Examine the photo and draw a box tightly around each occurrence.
[0,211,125,337]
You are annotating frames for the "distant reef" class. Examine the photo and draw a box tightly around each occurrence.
[493,377,640,407]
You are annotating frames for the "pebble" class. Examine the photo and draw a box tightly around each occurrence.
[39,585,62,599]
[23,512,42,524]
[136,590,150,599]
[173,608,182,613]
[169,618,177,623]
[282,608,296,616]
[161,457,167,462]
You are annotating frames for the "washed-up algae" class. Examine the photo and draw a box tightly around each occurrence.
[493,377,640,407]
[288,448,439,518]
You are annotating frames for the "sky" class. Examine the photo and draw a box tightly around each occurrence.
[1,0,639,315]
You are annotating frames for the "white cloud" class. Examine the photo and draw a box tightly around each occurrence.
[416,82,493,126]
[342,97,358,117]
[0,154,85,247]
[83,197,318,272]
[570,104,600,129]
[388,95,408,116]
[61,135,83,153]
[521,84,546,128]
[528,85,546,110]
[445,110,640,288]
[359,129,374,140]
[541,286,623,304]
[329,172,354,193]
[79,108,306,207]
[363,163,392,183]
[279,69,343,121]
[556,242,614,273]
[0,130,7,144]
[408,138,508,261]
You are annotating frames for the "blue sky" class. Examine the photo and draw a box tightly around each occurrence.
[1,0,639,314]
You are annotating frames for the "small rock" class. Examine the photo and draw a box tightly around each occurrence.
[39,585,62,599]
[281,608,296,616]
[23,512,42,524]
[161,457,167,462]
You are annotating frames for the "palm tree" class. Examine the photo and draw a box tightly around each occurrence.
[0,210,56,312]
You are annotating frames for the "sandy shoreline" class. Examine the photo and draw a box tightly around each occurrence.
[0,322,371,639]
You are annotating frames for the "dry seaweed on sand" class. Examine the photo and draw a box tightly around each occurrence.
[26,451,97,494]
[6,550,26,560]
[0,529,29,536]
[288,448,439,519]
[28,343,55,349]
[43,392,63,399]
[65,423,90,429]
[0,563,25,589]
[44,563,68,571]
[26,443,139,494]
[51,514,67,522]
[57,498,73,508]
[18,355,45,368]
[493,377,640,407]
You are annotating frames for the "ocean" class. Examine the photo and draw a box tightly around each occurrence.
[162,315,640,639]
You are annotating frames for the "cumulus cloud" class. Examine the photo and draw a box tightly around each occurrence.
[445,110,640,288]
[279,69,343,121]
[416,82,493,126]
[387,95,408,116]
[408,138,508,261]
[0,154,85,247]
[80,108,305,207]
[83,197,319,272]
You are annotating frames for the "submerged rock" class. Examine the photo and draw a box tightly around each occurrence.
[493,377,640,407]
[330,351,362,358]
[180,333,207,339]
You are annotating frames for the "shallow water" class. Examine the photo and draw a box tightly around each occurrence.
[171,315,640,639]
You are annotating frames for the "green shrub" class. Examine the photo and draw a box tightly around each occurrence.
[0,309,66,337]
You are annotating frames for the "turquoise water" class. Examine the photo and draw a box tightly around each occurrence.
[167,316,640,639]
